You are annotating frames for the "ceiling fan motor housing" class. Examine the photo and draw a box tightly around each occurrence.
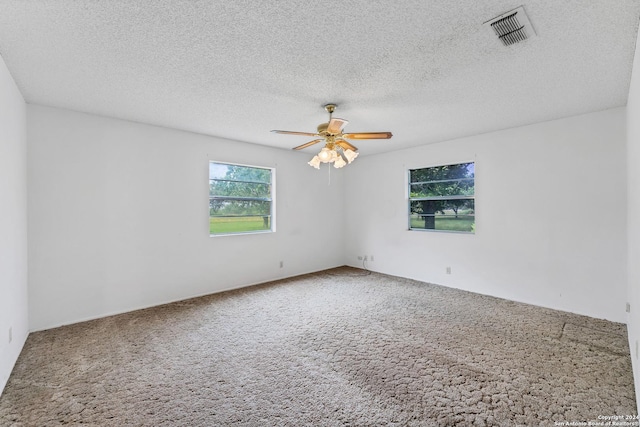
[317,123,330,134]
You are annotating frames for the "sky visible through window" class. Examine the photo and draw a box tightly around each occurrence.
[209,162,229,180]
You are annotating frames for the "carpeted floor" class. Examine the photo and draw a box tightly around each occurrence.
[0,267,636,426]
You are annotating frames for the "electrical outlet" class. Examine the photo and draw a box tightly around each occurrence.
[8,327,12,344]
[370,255,374,262]
[446,267,452,274]
[627,302,631,313]
[357,256,363,260]
[364,255,368,261]
[279,261,283,268]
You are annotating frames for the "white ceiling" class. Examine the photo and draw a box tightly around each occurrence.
[0,0,639,156]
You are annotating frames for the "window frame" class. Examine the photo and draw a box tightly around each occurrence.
[209,161,276,236]
[407,161,475,234]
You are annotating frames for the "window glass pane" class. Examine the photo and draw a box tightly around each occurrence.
[210,216,271,234]
[209,163,271,183]
[409,194,475,232]
[409,214,475,232]
[410,163,475,182]
[210,180,271,198]
[410,179,474,197]
[410,162,474,184]
[210,199,271,216]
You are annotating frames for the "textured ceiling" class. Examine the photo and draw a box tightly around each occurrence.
[0,0,639,156]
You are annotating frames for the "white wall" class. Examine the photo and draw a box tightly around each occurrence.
[27,105,345,331]
[344,108,627,323]
[0,55,28,395]
[626,26,640,412]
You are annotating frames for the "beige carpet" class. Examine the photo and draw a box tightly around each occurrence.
[0,267,636,426]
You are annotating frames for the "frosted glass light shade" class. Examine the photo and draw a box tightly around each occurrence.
[343,149,359,163]
[318,147,333,162]
[308,155,321,169]
[334,155,346,168]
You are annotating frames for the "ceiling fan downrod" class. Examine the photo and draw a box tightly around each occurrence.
[324,103,336,120]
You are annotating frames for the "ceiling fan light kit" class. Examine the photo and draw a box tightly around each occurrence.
[308,143,353,169]
[271,104,391,169]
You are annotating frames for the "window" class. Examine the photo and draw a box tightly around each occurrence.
[409,162,475,233]
[209,162,274,235]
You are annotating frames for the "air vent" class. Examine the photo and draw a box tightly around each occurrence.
[485,6,536,46]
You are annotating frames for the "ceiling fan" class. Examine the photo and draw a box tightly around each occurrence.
[271,104,393,169]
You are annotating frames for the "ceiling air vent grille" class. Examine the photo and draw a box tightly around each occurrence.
[485,6,536,46]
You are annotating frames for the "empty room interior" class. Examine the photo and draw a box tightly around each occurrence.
[3,0,640,425]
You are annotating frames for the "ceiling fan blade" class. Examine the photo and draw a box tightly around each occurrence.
[343,132,393,140]
[271,130,319,137]
[326,118,349,134]
[336,139,358,152]
[293,139,323,150]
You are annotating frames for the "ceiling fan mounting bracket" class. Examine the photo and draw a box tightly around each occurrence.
[324,104,337,114]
